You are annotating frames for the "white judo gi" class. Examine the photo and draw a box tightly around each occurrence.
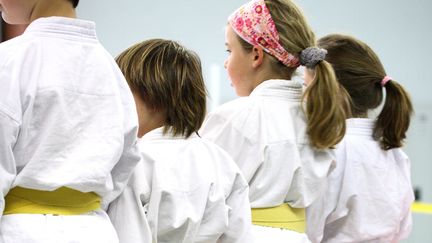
[108,127,252,243]
[306,118,414,243]
[200,79,335,242]
[0,17,142,242]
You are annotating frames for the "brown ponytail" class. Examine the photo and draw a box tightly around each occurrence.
[376,80,413,149]
[303,61,347,148]
[244,0,347,149]
[318,34,413,149]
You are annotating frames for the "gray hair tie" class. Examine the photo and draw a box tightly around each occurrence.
[299,47,327,68]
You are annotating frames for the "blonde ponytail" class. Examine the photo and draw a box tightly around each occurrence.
[303,61,346,148]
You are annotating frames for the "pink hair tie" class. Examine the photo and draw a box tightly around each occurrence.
[381,76,392,87]
[228,0,300,68]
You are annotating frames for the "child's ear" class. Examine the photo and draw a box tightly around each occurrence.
[251,46,264,68]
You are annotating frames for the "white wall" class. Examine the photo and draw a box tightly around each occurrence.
[77,0,432,104]
[297,0,432,105]
[77,0,244,107]
[77,1,431,240]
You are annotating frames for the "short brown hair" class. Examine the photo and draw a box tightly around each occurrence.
[116,39,207,138]
[318,34,413,149]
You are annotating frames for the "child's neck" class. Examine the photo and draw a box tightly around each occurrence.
[137,111,167,138]
[252,69,292,89]
[30,0,76,22]
[254,58,293,84]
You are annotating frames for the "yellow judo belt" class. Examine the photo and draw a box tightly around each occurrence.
[411,202,432,215]
[251,204,306,233]
[4,187,101,215]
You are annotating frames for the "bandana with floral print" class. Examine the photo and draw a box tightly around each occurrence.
[228,0,300,68]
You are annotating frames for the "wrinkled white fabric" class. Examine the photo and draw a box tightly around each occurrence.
[108,127,252,243]
[0,16,141,221]
[306,118,414,243]
[0,210,119,243]
[200,80,334,209]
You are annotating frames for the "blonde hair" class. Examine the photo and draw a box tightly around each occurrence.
[116,39,207,138]
[262,0,346,148]
[318,34,413,149]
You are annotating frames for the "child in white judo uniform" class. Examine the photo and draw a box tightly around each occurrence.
[306,34,414,243]
[108,39,252,243]
[0,0,141,242]
[199,0,347,242]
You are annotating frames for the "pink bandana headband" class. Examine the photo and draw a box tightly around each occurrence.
[228,0,300,68]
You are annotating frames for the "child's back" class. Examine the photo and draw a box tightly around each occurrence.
[306,34,414,243]
[0,2,140,242]
[137,128,250,242]
[308,119,413,242]
[201,79,333,208]
[200,0,346,241]
[0,17,138,199]
[107,39,252,243]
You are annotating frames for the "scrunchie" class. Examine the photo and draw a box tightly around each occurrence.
[299,47,327,68]
[381,76,392,87]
